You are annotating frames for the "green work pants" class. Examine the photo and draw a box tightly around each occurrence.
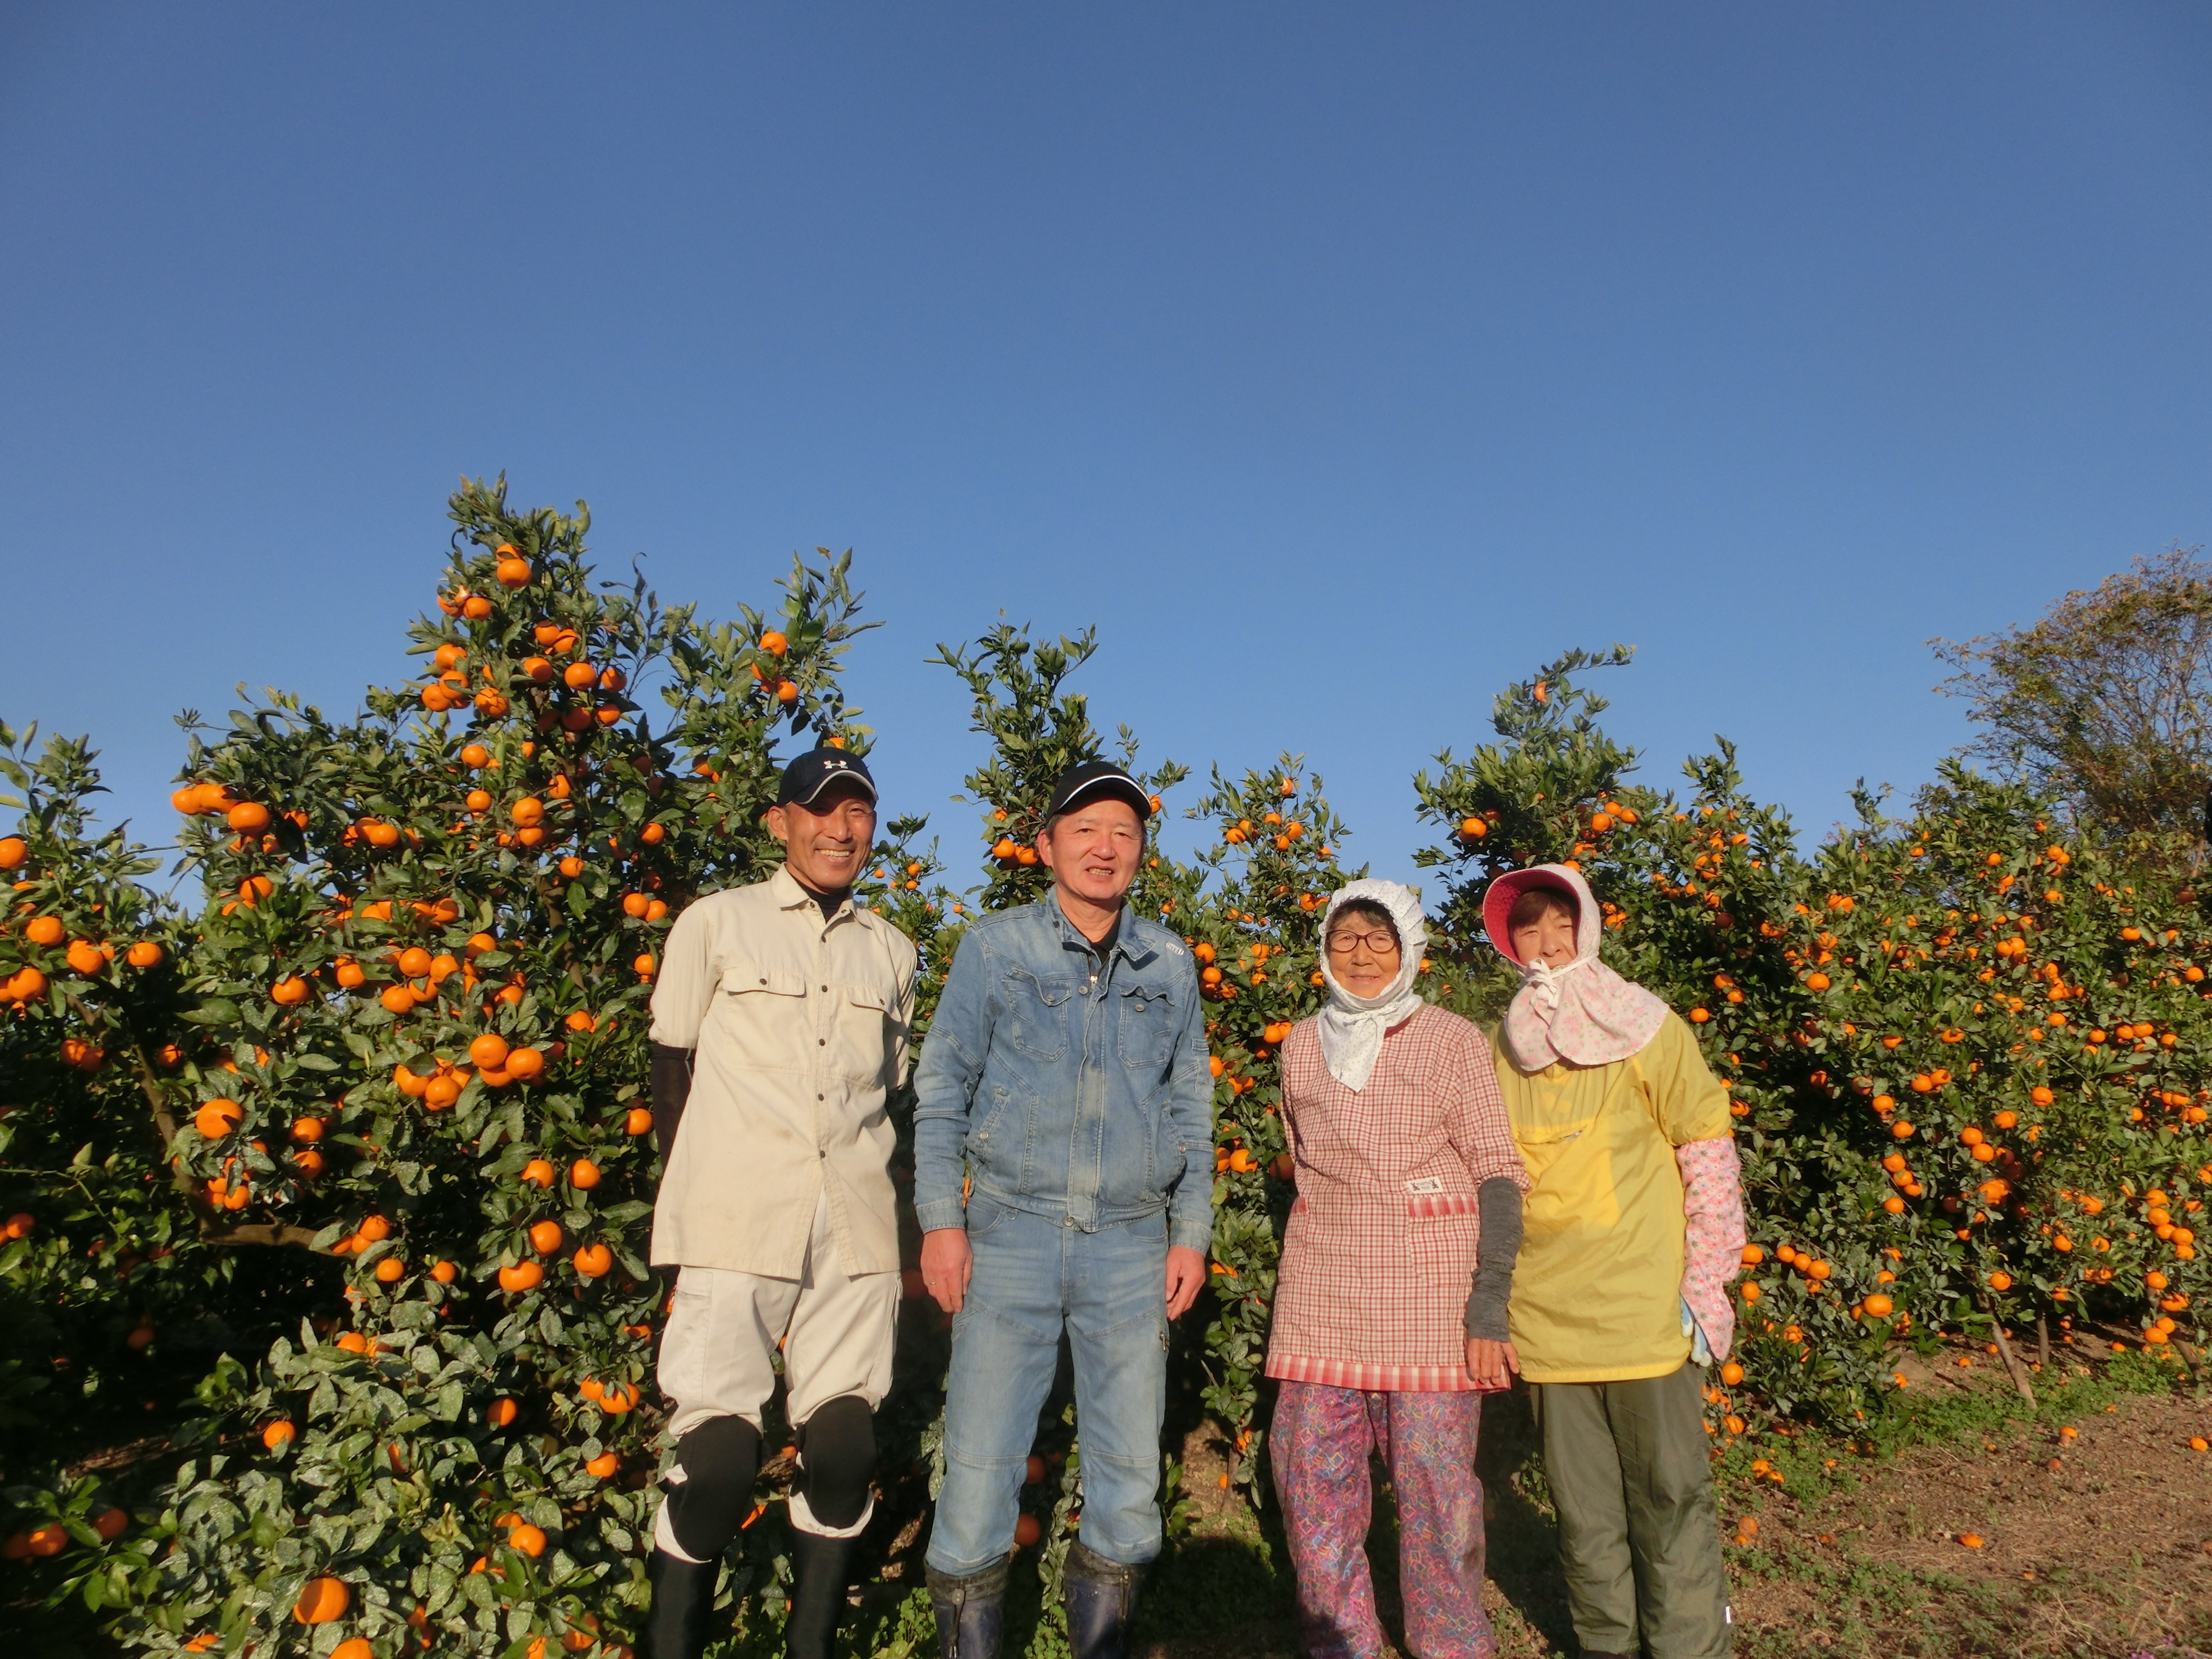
[1530,1362,1731,1659]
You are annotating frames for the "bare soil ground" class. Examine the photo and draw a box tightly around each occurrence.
[1130,1347,2212,1659]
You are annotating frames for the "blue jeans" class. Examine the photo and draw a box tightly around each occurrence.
[927,1192,1170,1575]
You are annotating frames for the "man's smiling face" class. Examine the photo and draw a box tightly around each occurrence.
[1036,799,1143,909]
[766,780,876,892]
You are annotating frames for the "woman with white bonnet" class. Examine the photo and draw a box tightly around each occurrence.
[1485,863,1746,1659]
[1265,879,1528,1659]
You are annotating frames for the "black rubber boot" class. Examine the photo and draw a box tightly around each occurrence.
[926,1555,1009,1659]
[784,1529,859,1659]
[646,1548,721,1659]
[1062,1540,1143,1659]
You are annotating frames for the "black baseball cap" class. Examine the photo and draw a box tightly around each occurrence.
[777,747,878,808]
[1044,760,1153,822]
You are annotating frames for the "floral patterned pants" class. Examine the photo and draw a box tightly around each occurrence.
[1271,1382,1494,1659]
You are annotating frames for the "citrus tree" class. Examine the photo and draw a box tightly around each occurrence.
[1,479,910,1657]
[6,493,2207,1659]
[1413,650,2209,1466]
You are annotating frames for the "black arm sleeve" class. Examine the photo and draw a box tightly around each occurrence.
[1463,1176,1525,1341]
[651,1043,695,1161]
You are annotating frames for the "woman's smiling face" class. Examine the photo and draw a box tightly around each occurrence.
[1325,904,1402,996]
[1510,896,1578,969]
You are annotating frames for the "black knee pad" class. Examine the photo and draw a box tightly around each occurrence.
[795,1395,876,1530]
[663,1414,761,1561]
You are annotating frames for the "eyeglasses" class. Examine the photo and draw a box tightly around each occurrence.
[1325,928,1401,956]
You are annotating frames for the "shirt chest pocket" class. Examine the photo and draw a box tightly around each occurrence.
[1116,981,1177,1070]
[716,962,809,1071]
[831,980,895,1085]
[1005,971,1077,1063]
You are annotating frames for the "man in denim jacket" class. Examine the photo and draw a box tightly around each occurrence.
[913,761,1214,1659]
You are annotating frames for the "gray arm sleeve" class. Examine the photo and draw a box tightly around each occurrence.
[1463,1176,1525,1341]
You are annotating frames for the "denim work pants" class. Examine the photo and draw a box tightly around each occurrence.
[926,1194,1170,1575]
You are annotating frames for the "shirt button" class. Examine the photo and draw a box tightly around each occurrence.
[818,1038,827,1046]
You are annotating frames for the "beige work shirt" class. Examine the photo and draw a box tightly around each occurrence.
[647,863,918,1278]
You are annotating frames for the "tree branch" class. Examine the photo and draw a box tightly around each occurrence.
[199,1221,334,1252]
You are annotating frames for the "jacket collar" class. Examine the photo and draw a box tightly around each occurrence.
[1044,887,1153,967]
[770,862,858,928]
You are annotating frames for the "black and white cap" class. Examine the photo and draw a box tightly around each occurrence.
[1044,760,1153,822]
[777,747,878,808]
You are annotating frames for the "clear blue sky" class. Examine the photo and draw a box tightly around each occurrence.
[4,4,2209,891]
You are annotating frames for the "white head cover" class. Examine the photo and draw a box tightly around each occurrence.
[1314,878,1430,1092]
[1486,862,1668,1070]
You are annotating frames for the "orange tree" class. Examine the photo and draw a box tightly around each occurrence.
[8,508,2210,1655]
[0,723,207,1606]
[1413,650,2208,1460]
[1,479,906,1656]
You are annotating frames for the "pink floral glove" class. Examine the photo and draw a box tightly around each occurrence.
[1678,1136,1747,1363]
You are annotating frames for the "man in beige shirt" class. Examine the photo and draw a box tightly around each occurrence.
[643,747,918,1659]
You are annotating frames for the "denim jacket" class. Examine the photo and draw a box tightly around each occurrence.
[912,892,1215,1252]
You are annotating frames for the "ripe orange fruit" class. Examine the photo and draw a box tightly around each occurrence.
[394,1065,430,1098]
[65,939,105,975]
[529,1220,565,1254]
[469,1033,511,1071]
[430,1260,457,1284]
[511,797,546,828]
[570,1158,601,1190]
[0,837,26,869]
[496,555,532,588]
[293,1576,350,1624]
[634,953,656,979]
[332,1640,373,1659]
[586,1451,620,1479]
[574,1243,613,1277]
[761,630,789,655]
[488,1397,519,1427]
[505,1046,545,1081]
[271,975,310,1006]
[625,1107,654,1135]
[521,1158,556,1187]
[562,661,596,689]
[1863,1293,1895,1318]
[1719,1361,1744,1385]
[24,1523,67,1556]
[226,802,271,832]
[262,1419,297,1452]
[640,822,666,844]
[498,1261,543,1293]
[5,966,48,1002]
[559,856,585,878]
[374,1258,405,1283]
[509,1523,547,1558]
[776,680,798,704]
[24,915,64,947]
[600,1382,637,1414]
[423,1073,462,1110]
[194,1098,243,1139]
[1014,1514,1042,1547]
[125,941,163,968]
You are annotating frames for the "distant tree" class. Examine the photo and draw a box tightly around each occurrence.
[1932,546,2212,838]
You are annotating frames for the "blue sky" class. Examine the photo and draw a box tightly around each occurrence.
[4,4,2209,891]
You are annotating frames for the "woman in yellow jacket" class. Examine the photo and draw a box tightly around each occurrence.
[1484,865,1746,1659]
